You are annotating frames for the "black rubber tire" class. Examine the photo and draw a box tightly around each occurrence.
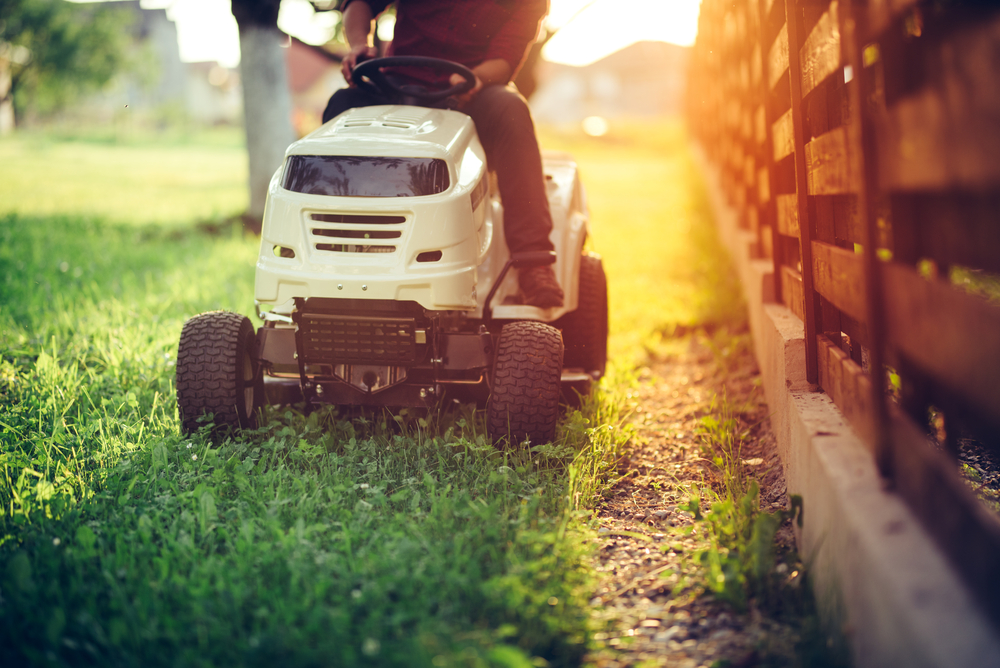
[558,252,608,378]
[487,321,564,446]
[176,311,262,437]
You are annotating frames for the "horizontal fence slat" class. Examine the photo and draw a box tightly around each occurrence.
[756,105,767,144]
[806,126,858,195]
[800,0,842,98]
[752,45,763,86]
[812,241,865,322]
[772,110,795,161]
[818,335,874,445]
[876,14,1000,191]
[758,167,771,204]
[884,261,1000,430]
[768,22,789,90]
[889,404,1000,626]
[840,311,869,350]
[893,192,1000,275]
[776,193,799,237]
[781,265,806,322]
[867,0,921,37]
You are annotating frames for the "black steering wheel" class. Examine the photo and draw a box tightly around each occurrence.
[351,56,476,105]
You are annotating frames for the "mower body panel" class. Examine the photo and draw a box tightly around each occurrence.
[251,103,593,408]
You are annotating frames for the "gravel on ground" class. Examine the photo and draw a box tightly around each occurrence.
[584,332,801,668]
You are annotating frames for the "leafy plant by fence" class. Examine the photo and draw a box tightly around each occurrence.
[688,0,1000,628]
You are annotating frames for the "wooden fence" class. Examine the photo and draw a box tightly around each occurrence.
[689,0,1000,627]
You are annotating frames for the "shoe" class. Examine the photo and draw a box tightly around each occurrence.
[519,264,564,308]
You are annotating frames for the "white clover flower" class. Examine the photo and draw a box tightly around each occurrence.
[52,538,61,546]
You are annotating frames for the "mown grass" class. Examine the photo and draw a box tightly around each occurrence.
[0,118,749,666]
[0,128,247,227]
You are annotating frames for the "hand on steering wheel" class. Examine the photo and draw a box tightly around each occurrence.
[342,45,378,85]
[350,56,477,105]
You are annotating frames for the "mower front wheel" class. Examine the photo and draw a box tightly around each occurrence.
[176,311,263,437]
[487,321,564,447]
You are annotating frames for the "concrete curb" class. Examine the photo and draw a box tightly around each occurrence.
[692,144,1000,668]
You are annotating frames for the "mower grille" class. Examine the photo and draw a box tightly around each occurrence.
[298,314,417,364]
[308,212,407,254]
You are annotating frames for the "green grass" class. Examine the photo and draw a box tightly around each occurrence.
[1,211,636,666]
[0,128,247,227]
[0,121,739,666]
[537,121,745,364]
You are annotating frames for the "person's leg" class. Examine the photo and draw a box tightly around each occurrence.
[322,87,385,124]
[464,85,563,307]
[464,85,554,255]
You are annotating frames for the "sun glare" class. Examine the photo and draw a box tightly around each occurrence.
[544,0,702,67]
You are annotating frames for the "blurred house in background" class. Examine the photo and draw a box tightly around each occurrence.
[74,4,343,134]
[530,41,690,123]
[285,37,345,137]
[63,2,240,127]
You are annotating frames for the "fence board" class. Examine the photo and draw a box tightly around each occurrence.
[889,405,1000,625]
[840,311,868,351]
[772,110,794,161]
[768,23,789,90]
[781,265,805,321]
[751,44,763,86]
[867,0,920,37]
[805,126,858,195]
[876,16,1000,191]
[818,335,874,445]
[884,262,1000,430]
[758,166,771,204]
[756,105,767,144]
[891,192,1000,275]
[799,1,841,98]
[812,241,865,322]
[776,195,799,237]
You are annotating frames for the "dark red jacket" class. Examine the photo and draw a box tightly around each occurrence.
[345,0,547,79]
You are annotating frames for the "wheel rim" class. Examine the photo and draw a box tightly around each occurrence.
[241,349,255,417]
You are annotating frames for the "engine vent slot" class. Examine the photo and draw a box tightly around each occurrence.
[310,213,406,225]
[298,314,417,364]
[316,243,395,253]
[382,114,422,127]
[312,229,401,240]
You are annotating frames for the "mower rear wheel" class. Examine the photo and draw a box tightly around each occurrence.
[176,311,262,437]
[487,321,564,446]
[559,252,608,378]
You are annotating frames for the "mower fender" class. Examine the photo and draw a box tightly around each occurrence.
[442,332,493,370]
[257,326,297,369]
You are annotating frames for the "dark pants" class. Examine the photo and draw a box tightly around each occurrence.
[321,85,554,255]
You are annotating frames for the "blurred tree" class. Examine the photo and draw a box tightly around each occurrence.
[0,0,131,130]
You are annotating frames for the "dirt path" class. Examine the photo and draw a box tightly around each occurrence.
[584,333,797,668]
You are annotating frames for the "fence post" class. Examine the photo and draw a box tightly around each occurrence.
[840,0,891,477]
[783,0,819,384]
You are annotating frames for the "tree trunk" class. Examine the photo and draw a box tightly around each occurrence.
[232,0,296,232]
[0,56,14,135]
